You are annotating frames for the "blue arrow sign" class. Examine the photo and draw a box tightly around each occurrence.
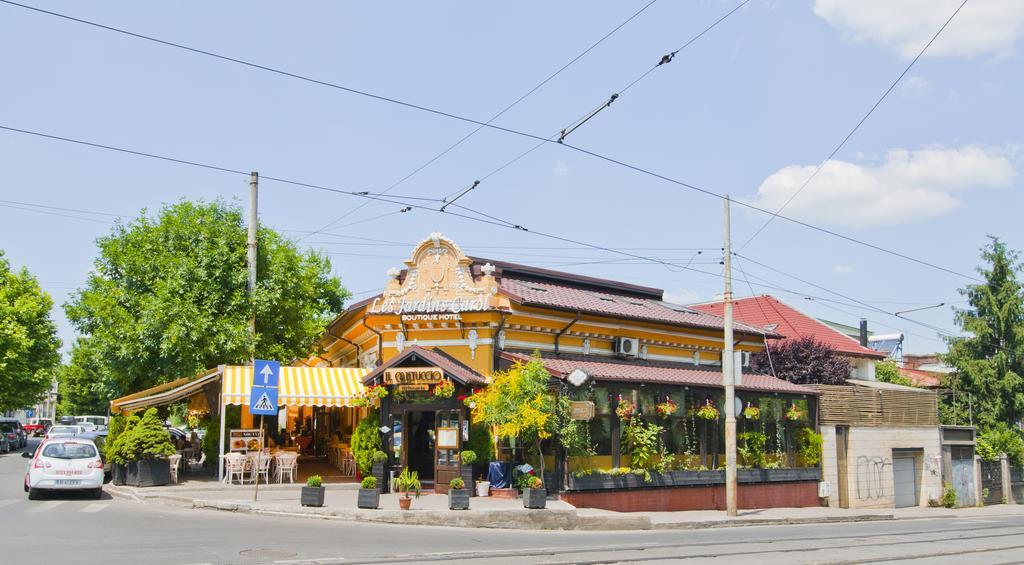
[249,359,280,416]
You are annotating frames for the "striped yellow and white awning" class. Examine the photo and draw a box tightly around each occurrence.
[222,365,368,408]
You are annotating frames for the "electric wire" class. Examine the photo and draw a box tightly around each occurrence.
[0,0,977,281]
[736,0,970,251]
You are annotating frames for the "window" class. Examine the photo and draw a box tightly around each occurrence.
[588,387,614,456]
[42,442,97,459]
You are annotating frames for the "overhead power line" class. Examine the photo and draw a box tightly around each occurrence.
[2,2,978,282]
[304,0,661,240]
[737,0,970,251]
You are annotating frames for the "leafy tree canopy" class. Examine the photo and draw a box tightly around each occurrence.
[0,250,60,412]
[750,336,849,385]
[941,237,1024,430]
[875,359,916,387]
[57,338,117,416]
[65,200,348,396]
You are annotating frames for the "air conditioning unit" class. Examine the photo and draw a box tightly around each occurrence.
[613,337,640,358]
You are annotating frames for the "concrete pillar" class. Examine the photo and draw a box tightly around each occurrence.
[1000,455,1012,504]
[975,456,984,505]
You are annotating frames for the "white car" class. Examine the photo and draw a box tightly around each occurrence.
[46,425,86,438]
[23,438,104,500]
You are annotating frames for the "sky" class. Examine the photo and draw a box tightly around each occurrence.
[2,0,1022,358]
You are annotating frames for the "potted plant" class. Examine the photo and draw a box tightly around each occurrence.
[615,397,635,420]
[104,414,135,486]
[392,468,421,510]
[696,399,720,421]
[459,450,477,496]
[302,475,325,507]
[742,403,761,420]
[448,477,470,510]
[371,449,388,491]
[522,475,546,509]
[357,476,379,509]
[656,398,679,418]
[122,408,175,487]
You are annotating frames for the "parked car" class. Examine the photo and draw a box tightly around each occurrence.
[24,418,52,437]
[0,433,10,454]
[75,415,108,428]
[46,425,85,439]
[23,438,104,500]
[0,423,21,451]
[58,416,77,426]
[0,418,27,448]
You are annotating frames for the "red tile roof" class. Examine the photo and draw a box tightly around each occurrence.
[900,367,943,388]
[363,345,487,385]
[499,276,769,336]
[690,295,885,359]
[499,351,817,395]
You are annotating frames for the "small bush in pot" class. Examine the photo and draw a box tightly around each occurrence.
[302,474,325,507]
[120,409,175,487]
[358,476,379,509]
[392,468,421,510]
[459,450,477,496]
[448,477,470,510]
[522,475,546,509]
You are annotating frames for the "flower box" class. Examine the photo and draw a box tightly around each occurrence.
[460,467,476,497]
[372,461,387,494]
[448,488,470,510]
[301,486,326,507]
[111,463,126,486]
[126,458,171,487]
[522,487,546,509]
[668,470,725,486]
[357,488,379,509]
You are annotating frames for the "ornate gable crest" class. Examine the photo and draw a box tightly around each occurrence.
[369,233,503,315]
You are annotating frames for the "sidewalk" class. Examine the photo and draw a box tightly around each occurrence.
[107,482,1024,531]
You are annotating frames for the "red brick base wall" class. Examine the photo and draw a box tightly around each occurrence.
[560,482,820,512]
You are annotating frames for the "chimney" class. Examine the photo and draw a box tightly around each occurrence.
[859,319,868,347]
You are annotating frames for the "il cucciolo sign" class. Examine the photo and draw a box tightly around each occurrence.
[383,368,444,386]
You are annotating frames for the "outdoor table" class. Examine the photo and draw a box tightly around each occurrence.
[486,461,510,488]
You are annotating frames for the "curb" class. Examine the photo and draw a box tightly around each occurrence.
[651,513,894,530]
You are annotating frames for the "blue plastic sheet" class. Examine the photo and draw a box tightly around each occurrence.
[486,461,511,488]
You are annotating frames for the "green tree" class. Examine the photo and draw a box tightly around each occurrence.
[57,338,115,416]
[123,408,176,460]
[65,200,348,396]
[941,237,1024,429]
[0,251,60,412]
[875,359,916,387]
[351,408,382,474]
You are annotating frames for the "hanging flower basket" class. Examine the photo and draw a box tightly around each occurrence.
[695,399,720,421]
[784,403,807,421]
[615,398,635,420]
[431,379,455,399]
[656,399,679,417]
[742,403,760,420]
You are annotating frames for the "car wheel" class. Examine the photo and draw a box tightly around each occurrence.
[27,488,41,500]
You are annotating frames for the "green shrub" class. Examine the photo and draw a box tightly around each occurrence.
[351,409,382,474]
[105,414,140,465]
[122,408,176,461]
[977,424,1024,465]
[466,423,494,462]
[361,476,377,489]
[797,428,823,467]
[460,450,477,465]
[307,475,323,488]
[104,415,126,459]
[942,483,958,508]
[738,431,768,468]
[449,477,465,490]
[372,450,388,463]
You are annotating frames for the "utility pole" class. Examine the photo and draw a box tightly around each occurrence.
[723,195,737,517]
[247,171,262,502]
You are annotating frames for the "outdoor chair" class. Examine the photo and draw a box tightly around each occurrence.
[250,451,271,484]
[188,451,206,473]
[340,452,355,477]
[168,453,182,484]
[223,453,247,485]
[275,452,297,483]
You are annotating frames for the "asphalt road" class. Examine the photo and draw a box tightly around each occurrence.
[3,438,1024,564]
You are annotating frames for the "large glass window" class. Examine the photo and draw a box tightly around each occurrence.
[588,386,614,456]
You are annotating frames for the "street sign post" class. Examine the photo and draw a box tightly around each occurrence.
[250,359,280,416]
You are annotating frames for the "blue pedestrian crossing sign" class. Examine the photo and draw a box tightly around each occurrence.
[250,359,280,416]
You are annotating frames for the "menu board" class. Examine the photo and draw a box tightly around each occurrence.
[436,427,458,449]
[229,428,264,452]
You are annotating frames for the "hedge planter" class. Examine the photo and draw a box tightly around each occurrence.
[127,458,171,487]
[522,487,547,509]
[448,488,470,510]
[372,461,387,494]
[111,463,126,486]
[302,486,326,507]
[460,467,476,497]
[357,488,380,509]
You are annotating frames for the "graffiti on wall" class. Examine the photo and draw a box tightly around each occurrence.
[856,456,892,501]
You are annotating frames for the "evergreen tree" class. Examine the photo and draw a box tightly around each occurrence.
[941,237,1024,429]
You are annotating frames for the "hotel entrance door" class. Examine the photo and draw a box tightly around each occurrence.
[406,411,435,485]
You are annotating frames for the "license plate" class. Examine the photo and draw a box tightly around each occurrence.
[55,479,81,486]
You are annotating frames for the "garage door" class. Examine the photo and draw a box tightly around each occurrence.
[893,453,920,508]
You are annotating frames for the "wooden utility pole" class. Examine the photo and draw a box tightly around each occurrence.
[723,195,737,517]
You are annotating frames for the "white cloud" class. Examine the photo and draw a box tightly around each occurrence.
[552,160,569,176]
[814,0,1024,58]
[902,75,928,92]
[664,288,699,305]
[747,145,1016,227]
[833,265,855,274]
